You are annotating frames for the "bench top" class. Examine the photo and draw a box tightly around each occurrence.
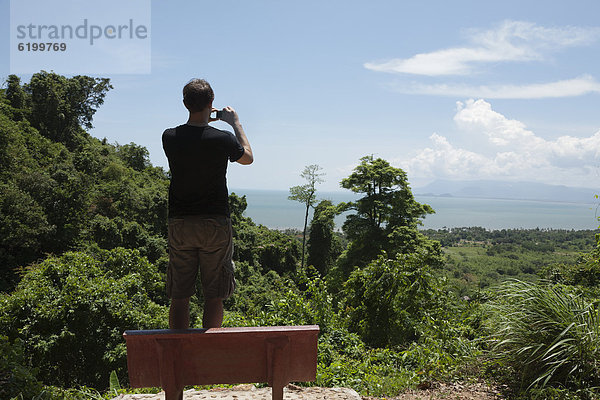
[124,325,320,338]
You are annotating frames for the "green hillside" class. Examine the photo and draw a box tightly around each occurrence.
[1,73,600,400]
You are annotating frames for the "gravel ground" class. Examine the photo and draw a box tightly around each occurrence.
[111,384,361,400]
[111,382,505,400]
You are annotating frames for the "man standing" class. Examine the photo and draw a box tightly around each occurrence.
[162,78,253,334]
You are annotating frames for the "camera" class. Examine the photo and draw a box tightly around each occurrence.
[211,109,223,120]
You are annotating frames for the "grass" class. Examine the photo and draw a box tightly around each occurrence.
[486,279,600,392]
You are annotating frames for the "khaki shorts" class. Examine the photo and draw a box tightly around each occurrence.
[166,215,236,300]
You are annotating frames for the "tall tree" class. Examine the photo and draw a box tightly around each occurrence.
[24,71,112,146]
[307,199,341,275]
[338,156,437,275]
[5,75,27,109]
[288,164,325,268]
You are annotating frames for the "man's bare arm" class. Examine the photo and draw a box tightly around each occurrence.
[232,121,253,165]
[216,106,253,165]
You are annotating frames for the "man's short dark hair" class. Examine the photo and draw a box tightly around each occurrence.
[183,79,214,113]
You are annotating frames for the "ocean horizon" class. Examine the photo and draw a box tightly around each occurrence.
[230,188,600,231]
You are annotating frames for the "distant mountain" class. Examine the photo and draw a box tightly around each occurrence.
[414,179,597,204]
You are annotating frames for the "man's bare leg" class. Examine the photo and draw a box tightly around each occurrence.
[203,298,223,328]
[169,297,190,329]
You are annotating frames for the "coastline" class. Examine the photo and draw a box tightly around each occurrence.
[230,189,600,231]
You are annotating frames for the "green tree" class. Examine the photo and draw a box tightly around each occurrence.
[0,248,168,389]
[338,156,436,276]
[24,71,112,146]
[0,73,173,289]
[116,142,150,171]
[0,184,53,289]
[5,75,27,110]
[307,199,342,275]
[541,232,600,287]
[0,336,44,400]
[229,192,252,227]
[343,251,446,348]
[288,165,324,268]
[230,193,300,275]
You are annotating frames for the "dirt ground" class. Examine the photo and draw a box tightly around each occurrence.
[363,381,506,400]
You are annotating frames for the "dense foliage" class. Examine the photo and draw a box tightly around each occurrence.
[2,72,600,400]
[0,72,169,291]
[541,231,600,287]
[0,249,168,389]
[229,192,301,277]
[0,335,43,400]
[423,226,595,250]
[307,200,343,275]
[422,227,598,296]
[344,252,446,347]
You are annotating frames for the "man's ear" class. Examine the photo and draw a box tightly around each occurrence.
[202,102,213,114]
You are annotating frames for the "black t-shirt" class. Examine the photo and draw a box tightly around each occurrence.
[162,124,245,217]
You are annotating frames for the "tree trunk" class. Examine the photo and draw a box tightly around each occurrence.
[301,202,309,269]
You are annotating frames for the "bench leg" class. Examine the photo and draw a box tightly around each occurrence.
[156,339,184,400]
[266,336,290,400]
[164,386,183,400]
[272,384,283,400]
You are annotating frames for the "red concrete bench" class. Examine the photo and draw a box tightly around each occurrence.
[123,325,319,400]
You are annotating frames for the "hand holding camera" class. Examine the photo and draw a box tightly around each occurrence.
[210,106,240,128]
[210,108,222,121]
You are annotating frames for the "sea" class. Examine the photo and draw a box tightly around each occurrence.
[230,189,600,231]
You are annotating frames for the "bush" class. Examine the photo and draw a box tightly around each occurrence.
[0,248,168,390]
[486,279,600,391]
[0,336,43,400]
[343,251,447,348]
[224,265,342,333]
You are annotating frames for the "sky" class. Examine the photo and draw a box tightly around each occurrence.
[2,0,600,192]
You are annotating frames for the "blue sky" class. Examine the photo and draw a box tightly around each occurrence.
[2,0,600,192]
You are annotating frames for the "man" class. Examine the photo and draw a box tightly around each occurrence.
[162,78,253,333]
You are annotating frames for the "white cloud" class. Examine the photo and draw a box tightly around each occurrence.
[402,99,600,187]
[365,47,509,76]
[454,99,544,147]
[394,75,600,99]
[365,20,600,76]
[405,133,493,179]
